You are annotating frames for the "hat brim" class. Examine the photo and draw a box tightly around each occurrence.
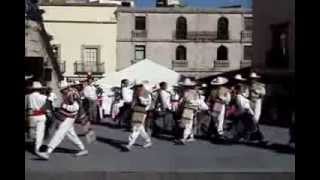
[235,77,247,81]
[210,79,228,85]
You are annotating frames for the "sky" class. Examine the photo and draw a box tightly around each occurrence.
[135,0,252,8]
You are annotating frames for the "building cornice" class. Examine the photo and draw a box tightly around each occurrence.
[43,20,117,24]
[39,3,120,7]
[117,39,248,43]
[116,7,252,14]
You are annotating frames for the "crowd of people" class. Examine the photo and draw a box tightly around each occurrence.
[25,71,295,160]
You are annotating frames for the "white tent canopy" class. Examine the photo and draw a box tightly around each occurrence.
[95,59,182,90]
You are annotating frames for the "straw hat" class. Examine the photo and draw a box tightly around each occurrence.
[25,75,33,80]
[249,72,261,79]
[210,76,228,85]
[180,78,196,86]
[30,81,44,89]
[234,74,247,81]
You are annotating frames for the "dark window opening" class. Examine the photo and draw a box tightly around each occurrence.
[244,46,253,60]
[217,17,229,40]
[135,16,146,30]
[176,46,186,60]
[176,16,187,40]
[217,45,228,60]
[266,22,289,68]
[244,17,253,31]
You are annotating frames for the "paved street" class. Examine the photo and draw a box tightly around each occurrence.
[25,119,294,173]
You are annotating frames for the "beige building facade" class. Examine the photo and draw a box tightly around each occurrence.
[116,8,253,78]
[40,3,119,81]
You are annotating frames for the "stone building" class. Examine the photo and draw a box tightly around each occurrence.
[116,7,253,78]
[39,0,133,81]
[25,0,63,95]
[252,0,295,126]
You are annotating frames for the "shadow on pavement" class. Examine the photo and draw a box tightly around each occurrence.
[96,136,130,152]
[241,141,295,154]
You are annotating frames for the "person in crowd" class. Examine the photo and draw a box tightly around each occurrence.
[208,77,231,141]
[125,81,153,151]
[118,79,134,129]
[43,87,58,140]
[153,81,174,136]
[178,78,201,144]
[83,76,98,124]
[25,81,48,156]
[37,80,88,160]
[233,83,257,142]
[248,72,266,142]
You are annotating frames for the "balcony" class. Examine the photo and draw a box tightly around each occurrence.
[241,30,253,42]
[240,60,252,68]
[173,31,231,41]
[214,60,230,68]
[59,61,66,74]
[172,60,188,68]
[132,30,147,39]
[74,61,105,75]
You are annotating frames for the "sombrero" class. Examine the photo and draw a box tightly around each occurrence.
[234,74,247,81]
[210,76,228,85]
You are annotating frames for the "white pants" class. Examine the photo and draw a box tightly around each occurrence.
[182,120,194,140]
[128,124,151,146]
[211,105,226,135]
[252,99,262,123]
[47,117,85,153]
[29,115,46,152]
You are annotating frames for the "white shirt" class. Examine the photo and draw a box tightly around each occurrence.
[160,90,172,110]
[83,85,97,100]
[121,87,133,103]
[139,94,152,111]
[236,94,254,115]
[25,92,47,111]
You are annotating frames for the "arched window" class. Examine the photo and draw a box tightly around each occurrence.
[176,16,187,39]
[176,46,186,60]
[217,17,229,40]
[217,45,228,60]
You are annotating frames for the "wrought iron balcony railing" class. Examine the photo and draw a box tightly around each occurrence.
[132,30,147,38]
[172,60,188,68]
[74,61,105,74]
[173,31,230,41]
[241,30,253,42]
[240,60,252,68]
[214,60,230,68]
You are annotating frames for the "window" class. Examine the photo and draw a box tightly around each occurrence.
[83,47,98,63]
[217,45,228,60]
[176,16,187,39]
[244,46,253,60]
[135,45,145,60]
[217,17,229,40]
[176,46,186,60]
[135,16,146,30]
[244,17,253,31]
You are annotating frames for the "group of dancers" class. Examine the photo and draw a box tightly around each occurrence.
[25,71,267,160]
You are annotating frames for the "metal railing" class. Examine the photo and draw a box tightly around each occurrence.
[173,31,230,41]
[241,30,253,42]
[214,60,230,68]
[172,60,188,68]
[74,61,105,74]
[240,60,252,68]
[132,30,147,38]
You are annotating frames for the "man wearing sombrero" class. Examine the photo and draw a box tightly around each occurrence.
[178,78,201,144]
[25,81,48,156]
[248,72,266,142]
[37,80,88,160]
[125,80,153,151]
[208,76,231,141]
